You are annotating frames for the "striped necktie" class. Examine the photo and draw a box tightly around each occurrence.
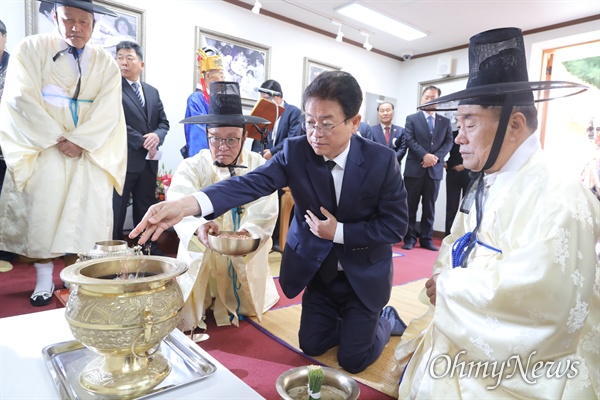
[131,82,145,107]
[427,115,434,134]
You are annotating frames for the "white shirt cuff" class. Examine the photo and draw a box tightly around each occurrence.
[333,222,344,244]
[191,192,214,217]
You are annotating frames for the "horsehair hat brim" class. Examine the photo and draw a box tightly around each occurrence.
[39,0,117,17]
[419,27,587,112]
[180,114,270,126]
[180,81,270,126]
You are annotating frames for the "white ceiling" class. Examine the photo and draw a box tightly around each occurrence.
[229,0,600,60]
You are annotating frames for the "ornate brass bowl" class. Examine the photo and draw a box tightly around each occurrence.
[208,231,260,256]
[60,256,187,397]
[276,366,360,400]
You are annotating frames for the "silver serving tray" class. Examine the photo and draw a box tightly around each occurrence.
[42,332,217,399]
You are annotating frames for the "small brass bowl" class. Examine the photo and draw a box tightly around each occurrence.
[208,231,260,256]
[276,366,360,400]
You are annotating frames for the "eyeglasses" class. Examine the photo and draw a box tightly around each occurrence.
[208,136,242,148]
[303,117,350,135]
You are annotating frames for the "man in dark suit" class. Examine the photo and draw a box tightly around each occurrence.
[369,102,407,166]
[251,79,303,250]
[131,72,409,374]
[113,41,169,250]
[402,86,453,251]
[444,129,471,236]
[251,79,302,159]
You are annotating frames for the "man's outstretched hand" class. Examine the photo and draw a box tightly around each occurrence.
[129,196,201,244]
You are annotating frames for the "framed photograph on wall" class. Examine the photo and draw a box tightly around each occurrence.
[303,58,341,90]
[195,27,271,107]
[417,74,468,128]
[25,0,146,61]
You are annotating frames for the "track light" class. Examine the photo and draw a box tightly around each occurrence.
[330,20,344,43]
[252,0,261,14]
[360,31,373,51]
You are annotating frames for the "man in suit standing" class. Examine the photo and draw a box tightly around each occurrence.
[131,72,409,374]
[444,129,471,236]
[402,86,453,251]
[370,102,407,166]
[251,79,302,159]
[113,41,169,251]
[251,79,303,250]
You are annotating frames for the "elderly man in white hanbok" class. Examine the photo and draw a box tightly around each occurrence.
[395,27,600,399]
[168,81,279,330]
[0,0,126,306]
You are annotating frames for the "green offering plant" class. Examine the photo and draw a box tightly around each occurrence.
[307,365,324,399]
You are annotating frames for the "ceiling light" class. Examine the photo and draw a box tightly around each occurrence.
[331,20,344,43]
[360,31,373,51]
[252,0,262,14]
[336,2,427,41]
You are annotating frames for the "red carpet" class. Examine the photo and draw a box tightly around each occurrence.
[0,239,441,399]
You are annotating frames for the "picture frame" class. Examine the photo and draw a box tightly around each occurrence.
[195,27,271,107]
[25,0,146,62]
[417,74,468,128]
[303,58,341,90]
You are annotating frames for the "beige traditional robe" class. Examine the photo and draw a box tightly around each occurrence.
[396,135,600,399]
[0,32,126,259]
[168,149,279,329]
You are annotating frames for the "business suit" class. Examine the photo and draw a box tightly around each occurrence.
[370,123,407,166]
[251,101,302,154]
[113,78,169,240]
[403,111,453,246]
[203,134,408,372]
[445,130,471,235]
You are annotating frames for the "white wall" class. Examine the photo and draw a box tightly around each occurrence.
[1,0,598,233]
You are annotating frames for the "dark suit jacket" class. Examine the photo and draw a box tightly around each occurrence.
[203,135,408,312]
[370,124,407,164]
[121,78,169,174]
[252,101,302,155]
[403,112,453,180]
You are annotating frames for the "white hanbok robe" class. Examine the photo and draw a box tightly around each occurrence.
[168,149,279,329]
[0,32,126,259]
[396,135,600,399]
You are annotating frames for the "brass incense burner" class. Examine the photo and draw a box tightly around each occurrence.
[60,255,188,397]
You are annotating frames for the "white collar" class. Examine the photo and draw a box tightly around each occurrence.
[325,140,351,170]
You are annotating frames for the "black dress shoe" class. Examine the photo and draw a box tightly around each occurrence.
[30,284,55,307]
[381,306,407,336]
[420,241,439,251]
[401,243,414,250]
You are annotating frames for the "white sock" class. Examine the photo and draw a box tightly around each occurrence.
[33,261,54,295]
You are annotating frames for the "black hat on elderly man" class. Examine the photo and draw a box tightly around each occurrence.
[421,27,587,173]
[420,27,587,112]
[180,81,270,128]
[39,0,117,17]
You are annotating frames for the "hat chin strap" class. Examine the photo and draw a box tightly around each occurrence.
[455,95,516,268]
[482,94,515,172]
[459,94,515,216]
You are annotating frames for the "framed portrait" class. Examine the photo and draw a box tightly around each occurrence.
[25,0,146,61]
[417,74,468,128]
[303,58,341,90]
[195,27,271,107]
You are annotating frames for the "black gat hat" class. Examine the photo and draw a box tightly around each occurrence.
[420,27,587,112]
[180,81,270,128]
